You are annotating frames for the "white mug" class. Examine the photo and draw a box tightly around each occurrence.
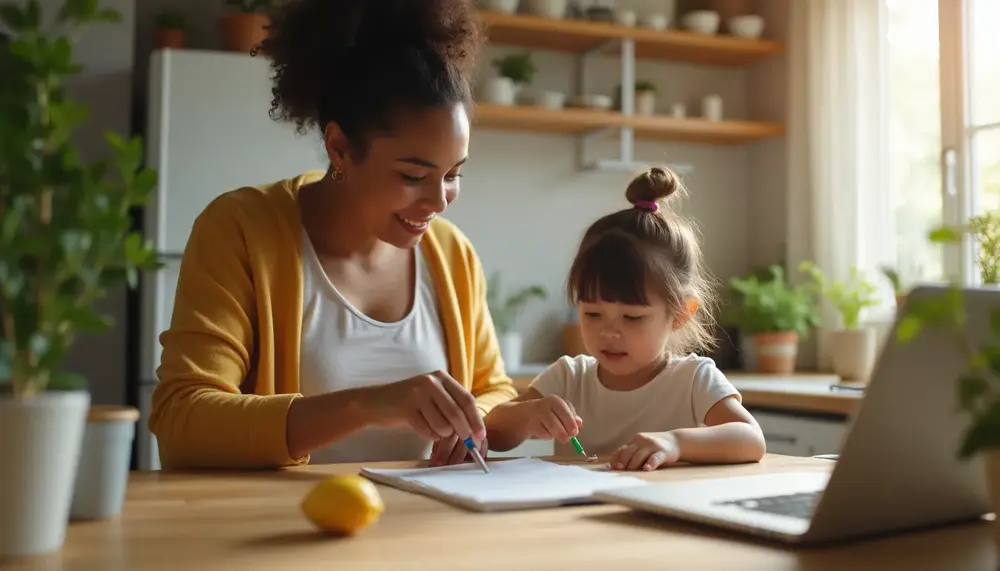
[702,94,723,121]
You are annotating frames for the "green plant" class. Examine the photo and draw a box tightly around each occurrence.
[492,53,537,85]
[155,9,185,30]
[225,0,273,13]
[0,0,161,397]
[881,265,903,294]
[799,261,880,330]
[896,286,1000,459]
[728,265,820,337]
[635,80,657,93]
[930,212,1000,284]
[486,272,547,335]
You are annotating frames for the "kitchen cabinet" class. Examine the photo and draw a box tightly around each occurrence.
[750,409,848,457]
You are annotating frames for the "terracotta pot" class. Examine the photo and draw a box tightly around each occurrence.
[895,293,908,311]
[156,28,185,49]
[751,331,799,374]
[829,328,877,381]
[219,12,270,53]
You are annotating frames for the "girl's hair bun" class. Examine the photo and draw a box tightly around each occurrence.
[624,166,682,206]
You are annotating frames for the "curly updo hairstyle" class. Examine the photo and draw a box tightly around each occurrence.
[253,0,484,158]
[567,167,719,354]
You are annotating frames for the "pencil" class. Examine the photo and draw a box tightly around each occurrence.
[569,436,588,458]
[464,437,490,473]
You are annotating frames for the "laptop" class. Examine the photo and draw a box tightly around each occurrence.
[594,285,995,545]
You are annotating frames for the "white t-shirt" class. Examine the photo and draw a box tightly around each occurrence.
[298,228,450,464]
[531,354,741,456]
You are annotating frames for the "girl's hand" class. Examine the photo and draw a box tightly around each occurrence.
[610,432,681,471]
[524,395,582,443]
[429,434,488,467]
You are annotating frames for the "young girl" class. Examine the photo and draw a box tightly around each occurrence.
[485,167,766,471]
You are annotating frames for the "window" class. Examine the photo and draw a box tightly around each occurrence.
[886,0,1000,286]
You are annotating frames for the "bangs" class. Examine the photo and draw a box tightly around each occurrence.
[567,230,652,306]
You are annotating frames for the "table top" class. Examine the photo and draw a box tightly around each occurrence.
[8,455,994,571]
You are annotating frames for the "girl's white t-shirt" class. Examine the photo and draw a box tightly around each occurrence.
[297,228,450,464]
[530,354,742,456]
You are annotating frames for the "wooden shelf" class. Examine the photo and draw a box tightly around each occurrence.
[479,11,784,67]
[473,104,784,146]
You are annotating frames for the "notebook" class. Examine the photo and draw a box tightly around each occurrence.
[360,457,648,512]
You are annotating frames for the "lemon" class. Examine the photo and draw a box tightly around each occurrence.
[300,474,385,535]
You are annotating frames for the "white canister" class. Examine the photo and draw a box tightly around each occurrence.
[615,9,637,26]
[702,94,723,121]
[635,91,656,116]
[539,90,566,110]
[499,331,524,372]
[71,406,140,521]
[481,77,517,106]
[670,102,686,118]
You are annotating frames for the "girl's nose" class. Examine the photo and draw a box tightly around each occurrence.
[600,327,621,340]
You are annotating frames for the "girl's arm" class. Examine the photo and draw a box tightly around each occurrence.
[667,396,767,464]
[483,388,545,451]
[610,396,766,471]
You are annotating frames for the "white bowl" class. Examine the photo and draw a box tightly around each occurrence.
[728,14,765,38]
[681,10,720,35]
[525,0,567,18]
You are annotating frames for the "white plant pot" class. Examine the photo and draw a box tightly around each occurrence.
[500,331,524,372]
[481,77,518,106]
[635,91,656,116]
[525,0,568,18]
[71,406,140,521]
[739,332,757,371]
[829,327,877,381]
[486,0,519,13]
[0,390,90,558]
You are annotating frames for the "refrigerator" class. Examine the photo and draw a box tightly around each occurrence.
[137,48,327,470]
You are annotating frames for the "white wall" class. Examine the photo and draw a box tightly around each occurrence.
[127,0,790,367]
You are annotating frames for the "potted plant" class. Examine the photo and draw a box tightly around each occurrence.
[881,265,908,310]
[895,286,1000,548]
[486,272,547,371]
[154,10,186,49]
[728,265,820,374]
[482,52,537,106]
[930,213,1000,285]
[219,0,273,54]
[0,0,160,557]
[634,80,657,116]
[800,262,881,381]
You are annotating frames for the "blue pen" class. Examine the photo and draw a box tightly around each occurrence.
[464,437,490,473]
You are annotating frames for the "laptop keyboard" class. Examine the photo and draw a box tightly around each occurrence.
[717,491,820,519]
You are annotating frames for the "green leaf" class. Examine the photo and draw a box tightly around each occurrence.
[0,3,29,32]
[990,308,1000,337]
[929,226,963,243]
[96,7,120,22]
[49,372,88,391]
[895,315,923,343]
[959,375,990,411]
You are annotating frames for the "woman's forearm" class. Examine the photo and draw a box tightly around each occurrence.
[668,422,766,464]
[285,387,376,460]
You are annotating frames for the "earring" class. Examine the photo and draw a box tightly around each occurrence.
[330,167,345,182]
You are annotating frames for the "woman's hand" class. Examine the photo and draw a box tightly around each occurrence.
[523,395,582,443]
[365,371,486,443]
[429,434,488,467]
[610,432,681,471]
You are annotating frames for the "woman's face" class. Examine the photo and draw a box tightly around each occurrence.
[325,103,470,250]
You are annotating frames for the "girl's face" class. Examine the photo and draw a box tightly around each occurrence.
[324,103,470,250]
[577,290,685,385]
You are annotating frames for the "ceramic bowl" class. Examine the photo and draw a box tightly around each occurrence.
[525,0,567,18]
[728,14,765,38]
[681,10,720,34]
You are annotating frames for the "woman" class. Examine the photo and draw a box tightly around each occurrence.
[148,0,517,470]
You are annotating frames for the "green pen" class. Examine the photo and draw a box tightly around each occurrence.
[569,436,589,459]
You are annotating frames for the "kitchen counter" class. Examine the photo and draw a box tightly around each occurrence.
[509,366,861,417]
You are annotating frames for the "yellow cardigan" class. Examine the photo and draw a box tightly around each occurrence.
[149,172,518,469]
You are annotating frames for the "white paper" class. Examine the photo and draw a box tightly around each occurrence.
[360,458,648,512]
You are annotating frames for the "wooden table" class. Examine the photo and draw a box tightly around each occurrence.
[8,455,994,571]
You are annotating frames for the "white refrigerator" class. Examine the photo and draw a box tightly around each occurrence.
[138,49,327,470]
